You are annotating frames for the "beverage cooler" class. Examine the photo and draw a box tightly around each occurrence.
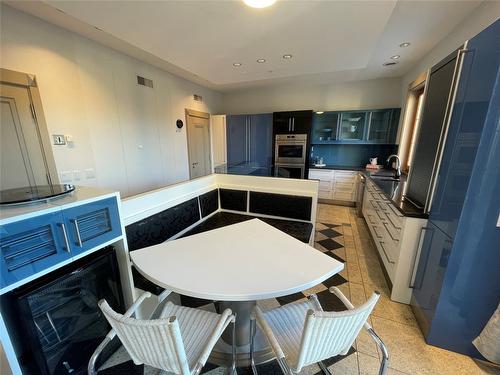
[1,247,124,375]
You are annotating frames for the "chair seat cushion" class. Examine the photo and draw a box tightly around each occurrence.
[262,300,317,369]
[160,302,222,369]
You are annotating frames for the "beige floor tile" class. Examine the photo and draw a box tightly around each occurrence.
[371,317,488,375]
[315,222,328,230]
[315,232,328,241]
[347,260,364,284]
[349,282,367,306]
[358,352,409,375]
[314,242,329,253]
[326,351,360,375]
[364,283,417,327]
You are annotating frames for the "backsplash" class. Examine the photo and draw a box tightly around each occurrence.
[311,144,398,167]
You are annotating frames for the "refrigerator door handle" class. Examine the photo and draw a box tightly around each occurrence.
[409,226,431,289]
[425,45,470,213]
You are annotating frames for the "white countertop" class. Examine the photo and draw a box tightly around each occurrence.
[131,218,343,301]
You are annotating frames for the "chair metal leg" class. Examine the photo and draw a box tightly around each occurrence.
[318,360,332,375]
[367,328,389,375]
[250,316,258,375]
[231,314,237,375]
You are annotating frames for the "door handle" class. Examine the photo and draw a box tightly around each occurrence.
[58,223,71,253]
[409,226,432,289]
[292,117,295,132]
[192,162,199,168]
[288,118,291,132]
[70,219,83,247]
[379,242,395,264]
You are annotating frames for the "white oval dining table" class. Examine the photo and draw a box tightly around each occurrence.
[130,218,344,366]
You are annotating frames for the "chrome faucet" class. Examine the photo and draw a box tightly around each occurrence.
[387,154,401,178]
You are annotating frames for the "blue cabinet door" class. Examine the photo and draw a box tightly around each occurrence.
[62,197,122,257]
[367,109,400,143]
[411,222,452,337]
[249,113,272,167]
[0,210,71,289]
[339,111,367,141]
[226,115,247,166]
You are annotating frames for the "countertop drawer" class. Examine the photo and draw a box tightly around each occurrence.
[309,170,334,181]
[319,180,333,190]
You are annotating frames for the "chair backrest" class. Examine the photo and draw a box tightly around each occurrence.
[99,300,190,375]
[295,293,380,371]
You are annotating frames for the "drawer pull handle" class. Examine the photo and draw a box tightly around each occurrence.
[385,212,401,229]
[59,223,71,253]
[409,226,431,288]
[372,225,383,239]
[71,219,83,247]
[380,241,395,264]
[383,222,399,242]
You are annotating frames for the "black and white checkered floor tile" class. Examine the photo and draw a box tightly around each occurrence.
[98,222,355,374]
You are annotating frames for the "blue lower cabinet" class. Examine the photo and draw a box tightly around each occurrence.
[62,197,122,256]
[411,222,452,337]
[0,210,72,290]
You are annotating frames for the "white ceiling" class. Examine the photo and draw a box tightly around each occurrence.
[7,0,482,92]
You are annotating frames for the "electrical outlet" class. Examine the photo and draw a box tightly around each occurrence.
[60,171,72,183]
[53,135,66,145]
[84,168,95,179]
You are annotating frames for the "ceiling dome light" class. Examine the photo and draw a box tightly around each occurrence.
[391,55,400,60]
[243,0,276,8]
[399,42,410,48]
[257,58,266,63]
[233,62,242,67]
[316,111,324,115]
[283,54,293,59]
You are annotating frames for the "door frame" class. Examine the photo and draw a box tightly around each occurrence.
[0,68,59,185]
[185,109,211,179]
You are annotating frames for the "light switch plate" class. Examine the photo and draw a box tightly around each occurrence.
[53,134,66,145]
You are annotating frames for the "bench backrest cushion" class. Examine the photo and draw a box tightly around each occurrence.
[199,189,219,218]
[126,197,200,251]
[249,191,312,221]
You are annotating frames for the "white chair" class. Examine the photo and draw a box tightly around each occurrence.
[251,287,389,375]
[88,290,236,375]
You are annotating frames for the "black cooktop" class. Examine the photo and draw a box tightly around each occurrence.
[0,184,75,205]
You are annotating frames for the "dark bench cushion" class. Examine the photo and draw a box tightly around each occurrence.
[249,191,312,221]
[181,212,313,244]
[199,189,219,218]
[126,197,200,251]
[220,189,247,212]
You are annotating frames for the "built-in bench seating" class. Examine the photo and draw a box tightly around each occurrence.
[126,187,314,298]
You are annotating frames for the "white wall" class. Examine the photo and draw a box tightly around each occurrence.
[401,1,500,101]
[0,5,222,198]
[220,77,402,114]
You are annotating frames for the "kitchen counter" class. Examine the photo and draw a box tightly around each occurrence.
[364,170,427,218]
[309,164,364,171]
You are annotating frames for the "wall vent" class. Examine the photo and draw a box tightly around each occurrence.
[137,75,154,88]
[193,94,203,102]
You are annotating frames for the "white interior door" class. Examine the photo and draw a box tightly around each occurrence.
[211,115,227,167]
[187,111,211,179]
[0,84,51,190]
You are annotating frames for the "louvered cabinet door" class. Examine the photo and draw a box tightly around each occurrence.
[0,211,71,290]
[62,197,122,256]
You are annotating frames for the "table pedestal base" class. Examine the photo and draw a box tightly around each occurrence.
[209,300,275,367]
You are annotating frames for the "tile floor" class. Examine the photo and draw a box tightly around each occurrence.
[100,204,499,375]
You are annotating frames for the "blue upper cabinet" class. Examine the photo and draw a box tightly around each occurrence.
[248,113,273,168]
[311,108,400,144]
[61,197,122,257]
[312,112,340,142]
[339,111,368,141]
[367,109,400,143]
[0,210,72,290]
[226,114,247,167]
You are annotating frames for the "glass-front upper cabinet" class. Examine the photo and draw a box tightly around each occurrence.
[339,111,367,141]
[312,111,339,142]
[367,109,400,143]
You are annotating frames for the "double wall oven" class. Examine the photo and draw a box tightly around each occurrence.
[274,134,307,179]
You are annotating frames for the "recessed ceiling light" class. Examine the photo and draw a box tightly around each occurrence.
[383,61,398,66]
[283,54,293,59]
[257,58,266,63]
[316,111,324,115]
[243,0,276,8]
[391,55,400,60]
[399,42,410,48]
[233,62,242,67]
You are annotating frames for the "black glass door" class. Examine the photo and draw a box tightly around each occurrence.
[276,166,304,179]
[277,145,304,158]
[14,247,124,375]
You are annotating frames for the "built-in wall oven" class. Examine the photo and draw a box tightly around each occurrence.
[274,134,307,179]
[274,134,307,164]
